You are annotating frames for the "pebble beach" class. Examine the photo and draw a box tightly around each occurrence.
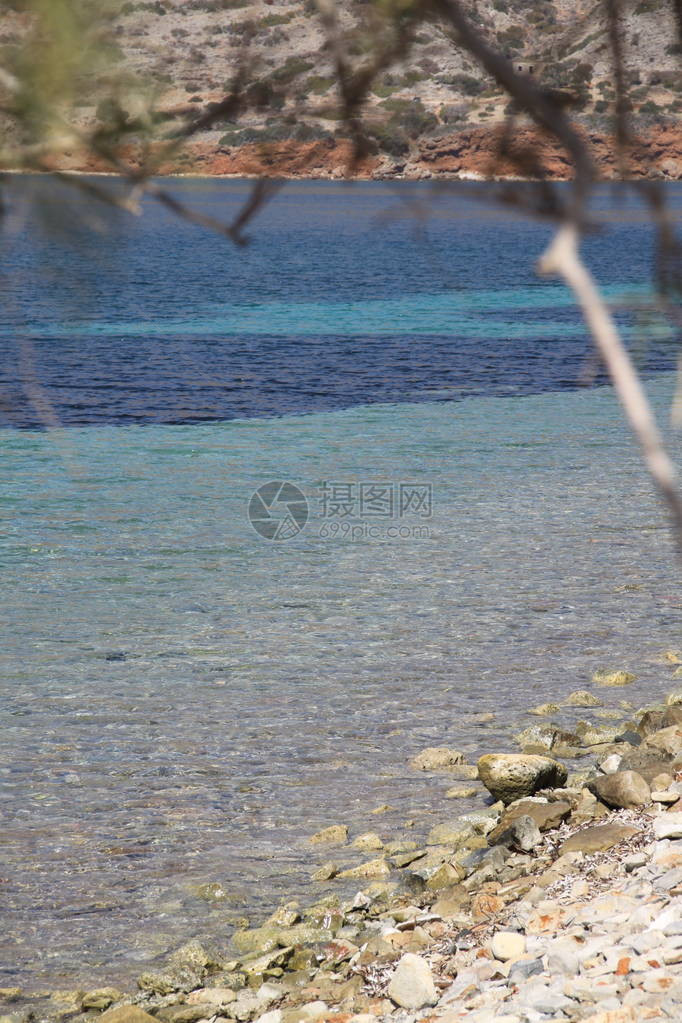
[7,669,682,1023]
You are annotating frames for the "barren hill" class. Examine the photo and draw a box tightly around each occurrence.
[1,0,681,178]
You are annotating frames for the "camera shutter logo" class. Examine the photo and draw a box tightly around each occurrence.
[248,481,309,540]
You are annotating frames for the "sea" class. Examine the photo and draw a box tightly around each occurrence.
[1,177,682,990]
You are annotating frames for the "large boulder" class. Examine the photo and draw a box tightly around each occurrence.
[477,754,567,804]
[588,770,651,810]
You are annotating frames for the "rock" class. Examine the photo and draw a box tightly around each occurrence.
[427,811,496,848]
[663,705,682,727]
[387,953,438,1009]
[593,669,636,687]
[426,861,468,890]
[81,990,122,1012]
[619,750,675,783]
[337,858,390,880]
[100,1010,158,1023]
[514,723,576,752]
[446,764,480,780]
[588,770,651,809]
[351,832,383,851]
[186,987,236,1007]
[667,689,682,705]
[624,851,648,871]
[310,861,337,881]
[266,905,300,927]
[136,973,181,996]
[309,825,348,846]
[409,747,465,771]
[599,754,623,774]
[654,814,682,839]
[560,823,639,854]
[652,772,676,789]
[652,790,680,803]
[156,1006,213,1023]
[281,1002,328,1023]
[256,1013,282,1023]
[575,721,625,746]
[491,931,526,961]
[529,703,561,716]
[478,754,567,804]
[565,690,603,707]
[492,814,542,852]
[508,957,544,983]
[233,923,331,954]
[488,799,571,843]
[445,785,478,798]
[646,725,682,756]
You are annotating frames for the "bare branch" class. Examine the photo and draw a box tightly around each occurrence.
[539,224,682,547]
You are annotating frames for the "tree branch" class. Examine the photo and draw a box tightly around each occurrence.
[539,224,682,547]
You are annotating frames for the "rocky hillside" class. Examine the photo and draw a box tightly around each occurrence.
[1,0,681,177]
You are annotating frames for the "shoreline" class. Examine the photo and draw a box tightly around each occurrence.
[7,666,682,1022]
[9,119,682,183]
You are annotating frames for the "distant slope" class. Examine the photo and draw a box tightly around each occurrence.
[0,0,680,177]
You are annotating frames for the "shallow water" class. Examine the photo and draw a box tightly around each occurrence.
[1,179,682,990]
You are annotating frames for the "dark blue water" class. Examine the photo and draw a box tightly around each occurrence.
[0,178,679,428]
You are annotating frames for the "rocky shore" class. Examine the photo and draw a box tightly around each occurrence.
[7,672,682,1023]
[48,121,682,181]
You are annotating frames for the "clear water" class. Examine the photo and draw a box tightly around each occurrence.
[1,179,682,991]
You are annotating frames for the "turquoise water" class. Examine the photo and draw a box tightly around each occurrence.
[1,179,682,990]
[3,380,682,989]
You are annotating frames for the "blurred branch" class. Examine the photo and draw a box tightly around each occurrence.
[539,224,682,548]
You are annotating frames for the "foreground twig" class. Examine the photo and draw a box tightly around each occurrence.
[539,224,682,548]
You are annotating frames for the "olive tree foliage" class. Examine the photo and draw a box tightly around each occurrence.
[2,0,682,541]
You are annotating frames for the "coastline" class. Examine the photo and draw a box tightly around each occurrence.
[8,666,682,1023]
[17,121,682,182]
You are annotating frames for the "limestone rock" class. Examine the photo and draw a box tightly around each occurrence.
[156,1006,212,1023]
[560,823,639,854]
[599,754,623,774]
[575,721,626,746]
[488,799,571,843]
[409,747,465,771]
[81,990,121,1012]
[186,987,236,1007]
[588,771,651,809]
[529,703,561,716]
[492,814,542,852]
[667,688,682,705]
[514,722,576,752]
[478,754,568,804]
[387,953,438,1009]
[351,832,383,852]
[100,1009,158,1023]
[654,813,682,839]
[491,931,526,961]
[310,862,337,881]
[564,690,603,707]
[446,764,479,780]
[337,857,390,880]
[445,785,478,798]
[309,825,348,846]
[646,725,682,757]
[592,669,636,687]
